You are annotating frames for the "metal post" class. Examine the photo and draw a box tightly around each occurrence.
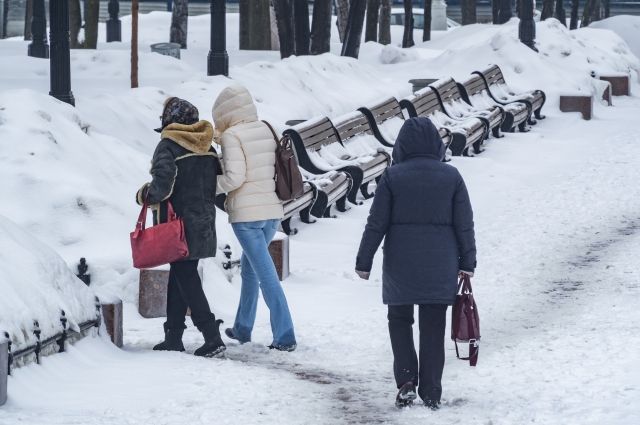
[518,0,537,51]
[28,0,49,58]
[49,0,75,106]
[106,0,121,42]
[208,0,229,76]
[0,339,7,406]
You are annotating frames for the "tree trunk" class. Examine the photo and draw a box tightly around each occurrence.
[69,0,82,48]
[423,0,432,42]
[310,0,332,54]
[293,0,310,55]
[239,0,271,50]
[24,0,33,40]
[498,0,513,23]
[83,0,99,48]
[341,0,366,58]
[378,0,391,45]
[461,0,477,25]
[581,0,593,27]
[541,0,554,20]
[365,0,380,42]
[590,0,602,22]
[132,0,139,88]
[569,0,579,29]
[402,0,414,48]
[170,0,188,48]
[335,0,349,43]
[555,0,566,25]
[604,0,610,18]
[492,0,499,23]
[273,0,295,58]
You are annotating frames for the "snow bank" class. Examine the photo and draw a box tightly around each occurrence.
[591,15,640,62]
[0,217,97,350]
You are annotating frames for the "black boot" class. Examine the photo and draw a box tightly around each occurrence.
[153,323,185,352]
[395,381,417,408]
[194,319,226,358]
[424,399,441,411]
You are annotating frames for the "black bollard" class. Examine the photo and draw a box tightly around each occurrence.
[106,0,122,42]
[207,0,229,76]
[518,0,538,51]
[76,258,91,286]
[49,0,75,106]
[28,0,49,58]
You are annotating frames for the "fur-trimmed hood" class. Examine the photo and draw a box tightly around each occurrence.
[160,120,214,154]
[211,85,259,136]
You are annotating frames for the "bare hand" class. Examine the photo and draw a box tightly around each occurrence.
[356,270,370,280]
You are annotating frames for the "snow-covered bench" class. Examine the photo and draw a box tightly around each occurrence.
[474,64,546,124]
[284,116,390,205]
[458,74,531,133]
[430,77,505,139]
[400,87,487,156]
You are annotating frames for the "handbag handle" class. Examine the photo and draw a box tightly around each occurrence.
[136,195,177,232]
[457,274,473,295]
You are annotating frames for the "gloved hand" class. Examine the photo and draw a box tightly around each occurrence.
[458,270,474,278]
[136,183,150,206]
[355,270,370,281]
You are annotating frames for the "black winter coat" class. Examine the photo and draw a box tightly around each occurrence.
[356,117,476,305]
[137,122,220,260]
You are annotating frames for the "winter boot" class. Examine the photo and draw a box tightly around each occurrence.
[268,343,297,352]
[423,399,441,411]
[153,323,185,352]
[194,319,226,358]
[395,381,417,408]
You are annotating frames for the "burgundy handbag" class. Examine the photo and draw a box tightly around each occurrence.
[451,274,480,366]
[130,199,189,269]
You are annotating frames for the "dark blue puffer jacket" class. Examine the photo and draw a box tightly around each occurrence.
[356,117,476,305]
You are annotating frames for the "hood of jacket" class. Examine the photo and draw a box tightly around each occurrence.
[160,120,214,154]
[392,117,445,163]
[211,85,259,136]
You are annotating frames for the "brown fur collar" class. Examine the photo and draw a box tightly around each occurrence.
[161,120,214,154]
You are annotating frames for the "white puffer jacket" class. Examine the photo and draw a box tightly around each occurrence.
[212,85,284,223]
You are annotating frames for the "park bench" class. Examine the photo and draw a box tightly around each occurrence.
[458,74,531,133]
[284,116,390,204]
[358,97,452,149]
[473,65,546,124]
[400,87,487,156]
[430,77,505,139]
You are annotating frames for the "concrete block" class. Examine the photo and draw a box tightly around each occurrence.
[101,299,123,348]
[269,233,290,281]
[139,269,170,318]
[600,75,630,96]
[560,95,593,120]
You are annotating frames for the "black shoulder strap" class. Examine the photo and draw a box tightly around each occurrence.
[261,120,280,143]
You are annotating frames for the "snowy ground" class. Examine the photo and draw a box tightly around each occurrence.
[1,12,640,425]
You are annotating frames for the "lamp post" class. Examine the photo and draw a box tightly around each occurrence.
[49,0,75,106]
[208,0,229,76]
[28,0,49,58]
[518,0,537,51]
[106,0,121,42]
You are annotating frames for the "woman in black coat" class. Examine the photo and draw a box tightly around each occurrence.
[355,117,476,409]
[136,97,225,358]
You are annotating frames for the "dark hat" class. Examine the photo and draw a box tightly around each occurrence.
[155,97,200,133]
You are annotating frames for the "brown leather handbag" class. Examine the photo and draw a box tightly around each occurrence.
[262,121,305,201]
[451,274,480,366]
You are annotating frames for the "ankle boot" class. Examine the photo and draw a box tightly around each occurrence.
[194,319,226,358]
[153,323,185,352]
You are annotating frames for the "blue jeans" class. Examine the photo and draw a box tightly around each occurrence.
[231,219,296,347]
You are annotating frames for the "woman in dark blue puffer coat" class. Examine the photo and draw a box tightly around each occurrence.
[355,117,476,410]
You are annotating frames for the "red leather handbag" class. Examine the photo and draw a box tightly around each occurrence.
[130,199,189,269]
[451,274,480,366]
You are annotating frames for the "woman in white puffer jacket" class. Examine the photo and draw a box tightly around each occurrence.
[213,85,297,351]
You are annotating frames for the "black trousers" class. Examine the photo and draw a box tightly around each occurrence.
[166,260,216,331]
[388,304,448,402]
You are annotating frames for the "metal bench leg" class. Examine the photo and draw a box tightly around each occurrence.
[534,108,545,120]
[473,139,484,155]
[281,218,298,236]
[500,114,515,132]
[299,206,316,224]
[323,205,337,219]
[491,126,503,138]
[450,134,467,156]
[336,196,350,213]
[518,121,529,132]
[360,181,375,200]
[310,192,328,218]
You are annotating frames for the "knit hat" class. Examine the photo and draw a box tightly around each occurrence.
[155,97,200,133]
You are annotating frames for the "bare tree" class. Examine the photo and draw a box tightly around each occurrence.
[310,0,333,54]
[492,0,500,23]
[569,0,579,29]
[555,0,566,25]
[365,0,380,42]
[273,0,295,58]
[69,0,82,48]
[498,0,513,23]
[461,0,477,25]
[378,0,391,45]
[24,0,32,40]
[604,0,610,17]
[341,0,366,58]
[132,0,139,88]
[335,0,349,43]
[293,0,310,55]
[239,0,271,50]
[84,0,100,49]
[402,0,414,47]
[541,0,555,19]
[423,0,432,41]
[171,0,189,48]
